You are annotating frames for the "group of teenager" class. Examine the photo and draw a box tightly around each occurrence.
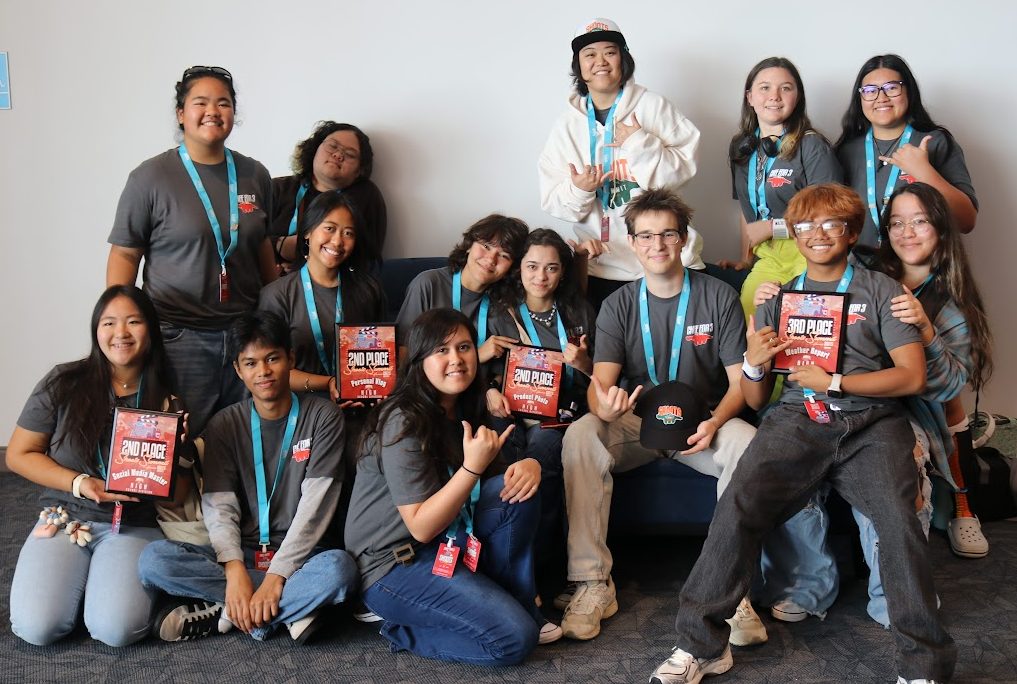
[4,16,992,684]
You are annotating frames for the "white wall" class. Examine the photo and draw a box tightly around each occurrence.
[1,0,1015,438]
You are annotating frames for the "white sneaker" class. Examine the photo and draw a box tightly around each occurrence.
[287,610,322,644]
[538,621,563,645]
[649,644,733,684]
[948,516,989,558]
[896,678,940,683]
[770,598,809,623]
[725,597,767,646]
[561,578,618,640]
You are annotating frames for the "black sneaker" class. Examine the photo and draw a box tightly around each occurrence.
[153,600,227,641]
[352,603,383,623]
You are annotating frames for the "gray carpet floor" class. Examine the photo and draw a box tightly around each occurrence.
[1,473,1015,683]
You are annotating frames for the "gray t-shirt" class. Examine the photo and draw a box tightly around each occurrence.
[344,409,461,591]
[394,267,514,346]
[757,266,921,410]
[837,129,977,248]
[108,148,273,330]
[594,270,745,410]
[17,364,159,527]
[201,395,344,578]
[732,132,842,221]
[258,270,386,377]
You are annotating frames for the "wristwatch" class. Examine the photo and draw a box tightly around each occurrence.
[827,373,844,399]
[771,218,790,240]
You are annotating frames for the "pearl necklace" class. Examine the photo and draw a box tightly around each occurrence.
[528,304,557,327]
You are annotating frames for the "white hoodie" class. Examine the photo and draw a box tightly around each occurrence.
[539,82,704,281]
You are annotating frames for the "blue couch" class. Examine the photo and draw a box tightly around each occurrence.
[378,257,749,536]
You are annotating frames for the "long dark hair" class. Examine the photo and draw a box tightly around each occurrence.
[297,191,386,321]
[502,229,589,335]
[46,286,173,455]
[359,309,485,472]
[875,183,992,390]
[729,57,823,166]
[836,54,954,153]
[291,121,374,183]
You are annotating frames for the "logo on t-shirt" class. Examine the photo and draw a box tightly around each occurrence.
[292,438,311,463]
[847,303,867,325]
[767,169,794,188]
[685,323,714,346]
[900,174,917,184]
[238,194,258,214]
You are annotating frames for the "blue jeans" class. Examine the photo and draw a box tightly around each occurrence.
[672,404,955,682]
[161,325,247,437]
[755,486,839,618]
[497,417,565,573]
[10,522,163,647]
[363,475,540,665]
[138,541,356,640]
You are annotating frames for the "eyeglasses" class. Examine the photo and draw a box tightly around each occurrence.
[321,139,360,161]
[792,220,849,238]
[631,230,682,246]
[858,80,904,101]
[182,66,233,82]
[887,217,935,236]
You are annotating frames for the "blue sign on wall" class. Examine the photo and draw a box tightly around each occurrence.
[0,52,10,109]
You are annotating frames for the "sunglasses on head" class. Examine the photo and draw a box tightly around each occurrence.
[182,66,233,82]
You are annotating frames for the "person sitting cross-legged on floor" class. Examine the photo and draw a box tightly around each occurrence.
[138,310,356,643]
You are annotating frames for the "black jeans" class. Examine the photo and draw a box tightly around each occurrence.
[673,403,956,681]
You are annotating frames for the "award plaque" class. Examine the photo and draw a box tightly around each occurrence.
[106,408,181,500]
[336,324,397,400]
[501,344,564,420]
[772,290,849,374]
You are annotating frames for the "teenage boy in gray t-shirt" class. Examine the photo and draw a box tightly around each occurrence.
[138,311,357,645]
[651,184,954,684]
[559,188,762,644]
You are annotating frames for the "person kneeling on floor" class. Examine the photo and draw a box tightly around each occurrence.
[139,310,356,643]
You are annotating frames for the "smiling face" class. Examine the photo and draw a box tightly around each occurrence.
[578,41,623,97]
[422,325,477,400]
[888,193,938,267]
[97,295,151,374]
[463,239,514,289]
[312,130,362,190]
[746,66,799,132]
[520,245,564,302]
[860,67,909,132]
[176,76,234,151]
[233,342,294,403]
[307,206,356,272]
[629,210,685,277]
[792,214,859,267]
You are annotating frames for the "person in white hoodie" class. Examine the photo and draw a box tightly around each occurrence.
[539,18,703,310]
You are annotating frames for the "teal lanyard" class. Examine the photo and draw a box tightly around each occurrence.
[587,90,623,212]
[451,271,490,346]
[177,146,239,276]
[287,182,309,236]
[864,124,913,244]
[445,466,481,542]
[518,302,573,387]
[299,264,343,375]
[251,394,300,547]
[793,266,854,400]
[911,273,934,297]
[747,129,783,220]
[96,376,144,479]
[638,270,691,387]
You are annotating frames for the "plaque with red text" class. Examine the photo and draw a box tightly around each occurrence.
[337,324,397,400]
[772,291,848,374]
[105,408,181,500]
[502,344,564,420]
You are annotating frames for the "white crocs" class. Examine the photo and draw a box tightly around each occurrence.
[948,516,989,559]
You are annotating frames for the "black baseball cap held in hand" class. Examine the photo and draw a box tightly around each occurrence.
[634,381,710,450]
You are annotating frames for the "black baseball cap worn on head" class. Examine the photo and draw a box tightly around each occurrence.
[634,380,710,451]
